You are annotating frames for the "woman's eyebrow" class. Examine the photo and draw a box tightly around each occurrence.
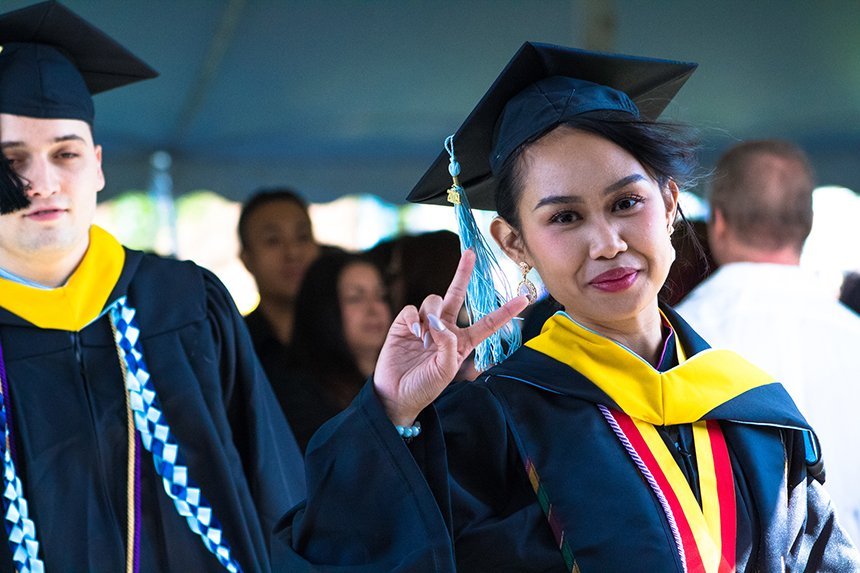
[604,173,646,194]
[532,174,647,211]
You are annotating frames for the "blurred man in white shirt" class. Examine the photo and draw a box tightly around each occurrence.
[678,139,860,544]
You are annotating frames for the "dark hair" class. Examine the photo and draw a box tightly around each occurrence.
[290,252,390,399]
[495,112,699,229]
[238,187,310,249]
[365,230,461,310]
[840,272,860,316]
[709,139,814,253]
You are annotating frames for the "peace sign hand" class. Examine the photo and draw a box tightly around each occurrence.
[374,249,529,426]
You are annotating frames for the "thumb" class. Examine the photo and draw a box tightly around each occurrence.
[466,295,529,345]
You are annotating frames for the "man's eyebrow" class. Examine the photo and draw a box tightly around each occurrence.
[1,134,87,150]
[54,134,87,143]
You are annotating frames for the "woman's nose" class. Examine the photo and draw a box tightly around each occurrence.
[587,219,627,260]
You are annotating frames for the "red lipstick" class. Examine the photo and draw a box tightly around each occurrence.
[589,267,639,293]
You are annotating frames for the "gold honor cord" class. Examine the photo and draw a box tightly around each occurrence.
[111,319,137,573]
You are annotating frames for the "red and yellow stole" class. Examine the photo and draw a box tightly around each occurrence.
[526,312,777,573]
[602,408,735,572]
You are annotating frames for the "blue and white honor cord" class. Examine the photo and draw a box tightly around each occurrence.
[110,297,243,572]
[0,341,43,573]
[0,297,243,572]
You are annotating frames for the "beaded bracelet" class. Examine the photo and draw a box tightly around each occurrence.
[395,421,421,439]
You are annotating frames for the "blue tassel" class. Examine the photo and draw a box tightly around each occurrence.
[444,135,521,371]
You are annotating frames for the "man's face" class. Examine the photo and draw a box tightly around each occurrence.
[240,199,320,302]
[0,114,104,268]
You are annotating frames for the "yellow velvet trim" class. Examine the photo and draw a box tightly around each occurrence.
[694,422,722,552]
[525,312,776,425]
[636,419,722,573]
[0,226,124,331]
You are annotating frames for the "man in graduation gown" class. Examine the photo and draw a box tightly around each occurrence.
[0,2,304,571]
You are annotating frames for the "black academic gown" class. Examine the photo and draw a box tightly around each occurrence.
[273,307,859,572]
[0,249,305,572]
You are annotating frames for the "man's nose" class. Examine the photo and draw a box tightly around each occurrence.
[22,157,59,198]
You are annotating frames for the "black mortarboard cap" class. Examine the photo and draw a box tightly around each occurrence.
[407,42,697,210]
[0,1,158,123]
[0,1,158,213]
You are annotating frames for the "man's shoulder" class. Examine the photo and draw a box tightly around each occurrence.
[125,249,216,293]
[123,250,213,329]
[678,263,782,311]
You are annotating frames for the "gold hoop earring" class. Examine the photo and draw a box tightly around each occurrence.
[516,262,537,303]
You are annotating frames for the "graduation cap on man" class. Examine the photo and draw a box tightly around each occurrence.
[405,42,696,369]
[0,0,158,214]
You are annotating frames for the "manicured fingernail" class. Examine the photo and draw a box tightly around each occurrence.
[423,332,431,349]
[428,314,446,332]
[410,322,421,338]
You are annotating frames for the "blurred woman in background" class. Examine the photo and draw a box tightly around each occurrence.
[284,252,392,451]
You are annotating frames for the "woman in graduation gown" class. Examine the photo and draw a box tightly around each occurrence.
[274,43,860,572]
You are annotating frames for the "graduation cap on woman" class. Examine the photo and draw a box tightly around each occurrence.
[406,42,696,369]
[0,1,158,214]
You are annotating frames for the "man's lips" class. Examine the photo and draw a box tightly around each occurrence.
[589,267,639,292]
[23,207,67,221]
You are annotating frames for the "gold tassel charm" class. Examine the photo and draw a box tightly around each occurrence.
[517,261,538,303]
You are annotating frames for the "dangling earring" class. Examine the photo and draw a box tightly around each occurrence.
[667,223,677,263]
[517,262,538,303]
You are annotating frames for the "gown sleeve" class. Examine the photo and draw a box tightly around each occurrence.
[202,269,307,538]
[781,429,860,572]
[271,381,457,572]
[270,379,563,572]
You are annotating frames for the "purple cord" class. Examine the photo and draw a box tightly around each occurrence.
[134,431,142,573]
[0,340,17,463]
[656,324,675,368]
[598,404,688,570]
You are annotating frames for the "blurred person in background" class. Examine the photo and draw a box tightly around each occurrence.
[283,252,393,451]
[239,187,322,376]
[840,271,860,315]
[678,139,860,543]
[367,230,461,310]
[367,230,485,381]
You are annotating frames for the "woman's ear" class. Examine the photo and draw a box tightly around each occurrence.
[490,216,526,263]
[665,179,680,224]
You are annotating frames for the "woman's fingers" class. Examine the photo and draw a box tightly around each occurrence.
[464,295,529,348]
[425,312,458,373]
[396,305,422,340]
[439,249,475,325]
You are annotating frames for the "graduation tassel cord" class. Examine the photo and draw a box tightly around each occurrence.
[444,135,521,371]
[0,341,44,573]
[109,297,243,573]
